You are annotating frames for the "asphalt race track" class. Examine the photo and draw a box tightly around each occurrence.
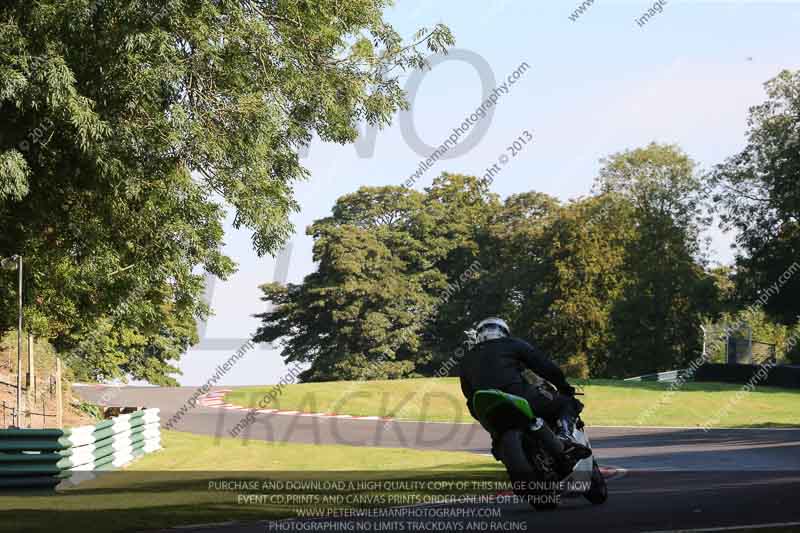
[74,385,800,533]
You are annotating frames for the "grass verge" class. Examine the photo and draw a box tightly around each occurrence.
[0,430,502,533]
[226,378,800,428]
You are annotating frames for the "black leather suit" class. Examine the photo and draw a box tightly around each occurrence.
[459,337,579,422]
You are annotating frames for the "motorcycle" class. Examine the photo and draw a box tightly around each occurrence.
[471,386,608,510]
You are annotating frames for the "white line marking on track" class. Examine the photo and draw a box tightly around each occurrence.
[602,466,628,482]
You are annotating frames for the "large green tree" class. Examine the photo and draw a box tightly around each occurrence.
[418,173,500,371]
[0,0,452,383]
[255,185,444,381]
[711,70,800,326]
[523,194,635,378]
[596,143,718,376]
[255,174,497,381]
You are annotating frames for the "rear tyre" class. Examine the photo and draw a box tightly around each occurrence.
[584,459,608,505]
[499,430,534,484]
[499,430,559,511]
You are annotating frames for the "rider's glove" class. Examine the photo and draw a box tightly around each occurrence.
[560,384,577,397]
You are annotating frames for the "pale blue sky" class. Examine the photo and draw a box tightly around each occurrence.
[175,1,800,386]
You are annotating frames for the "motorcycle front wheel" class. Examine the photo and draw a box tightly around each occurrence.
[583,459,608,505]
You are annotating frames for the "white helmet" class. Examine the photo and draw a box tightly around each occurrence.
[475,317,510,343]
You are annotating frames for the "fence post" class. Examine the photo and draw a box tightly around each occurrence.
[55,357,63,429]
[27,334,35,396]
[26,335,34,428]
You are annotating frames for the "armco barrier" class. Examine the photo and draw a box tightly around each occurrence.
[0,408,162,490]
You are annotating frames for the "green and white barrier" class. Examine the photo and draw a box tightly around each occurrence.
[624,369,688,383]
[0,408,162,490]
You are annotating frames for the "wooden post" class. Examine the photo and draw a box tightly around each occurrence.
[55,357,63,429]
[26,335,34,428]
[27,335,35,396]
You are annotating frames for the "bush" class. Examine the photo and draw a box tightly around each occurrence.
[563,352,590,379]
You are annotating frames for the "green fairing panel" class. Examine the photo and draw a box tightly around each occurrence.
[473,389,534,420]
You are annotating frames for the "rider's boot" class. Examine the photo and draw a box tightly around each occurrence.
[557,416,592,461]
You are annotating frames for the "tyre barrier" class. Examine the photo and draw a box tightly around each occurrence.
[0,408,162,490]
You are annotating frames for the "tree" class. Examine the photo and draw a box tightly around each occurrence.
[708,265,736,315]
[711,70,800,325]
[418,173,500,371]
[255,186,443,381]
[0,1,452,382]
[523,195,635,378]
[258,160,721,381]
[474,192,563,363]
[596,143,717,376]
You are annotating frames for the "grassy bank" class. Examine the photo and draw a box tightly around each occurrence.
[226,378,800,428]
[0,430,501,533]
[0,332,98,428]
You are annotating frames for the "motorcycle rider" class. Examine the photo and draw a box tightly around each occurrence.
[459,317,591,461]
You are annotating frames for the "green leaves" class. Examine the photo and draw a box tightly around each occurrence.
[0,151,30,201]
[259,161,717,382]
[591,143,716,376]
[712,70,800,326]
[0,0,452,383]
[256,184,444,381]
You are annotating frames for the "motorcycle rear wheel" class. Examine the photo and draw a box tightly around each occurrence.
[499,430,559,511]
[499,430,534,478]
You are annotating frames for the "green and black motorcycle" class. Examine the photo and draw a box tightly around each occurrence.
[472,387,608,510]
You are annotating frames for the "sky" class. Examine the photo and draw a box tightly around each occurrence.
[173,0,800,386]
